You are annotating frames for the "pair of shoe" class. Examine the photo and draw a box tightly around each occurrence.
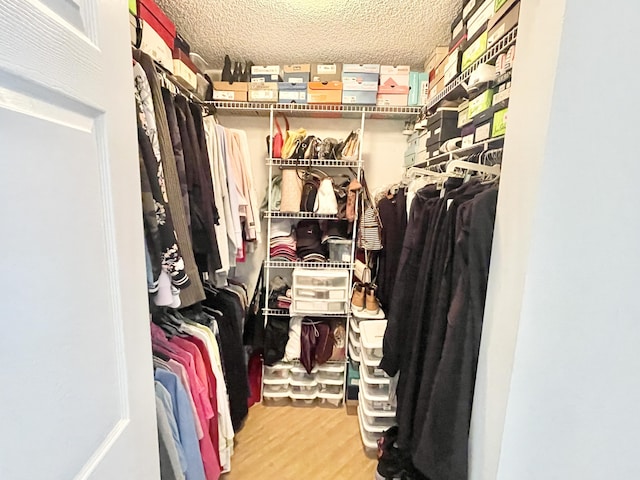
[375,427,425,480]
[351,282,380,313]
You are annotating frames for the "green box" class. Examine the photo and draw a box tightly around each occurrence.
[492,107,508,136]
[129,0,137,15]
[468,89,495,118]
[462,31,488,71]
[495,0,508,11]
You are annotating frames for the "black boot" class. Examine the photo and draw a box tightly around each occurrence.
[221,55,232,82]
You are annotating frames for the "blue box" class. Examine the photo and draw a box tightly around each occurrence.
[342,90,377,105]
[278,82,307,104]
[341,72,379,91]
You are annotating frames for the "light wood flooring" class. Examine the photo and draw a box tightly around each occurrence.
[222,403,378,479]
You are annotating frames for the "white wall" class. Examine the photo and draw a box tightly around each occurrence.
[474,1,640,478]
[217,113,406,294]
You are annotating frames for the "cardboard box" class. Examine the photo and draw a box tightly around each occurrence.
[428,76,445,100]
[341,72,379,91]
[380,66,411,87]
[468,0,495,39]
[130,13,138,47]
[429,55,448,84]
[251,65,282,83]
[426,110,460,148]
[451,11,464,37]
[342,90,377,105]
[307,81,342,104]
[311,63,342,82]
[462,30,488,71]
[450,28,468,51]
[444,49,462,85]
[173,60,197,90]
[376,93,409,107]
[419,74,430,105]
[461,123,476,147]
[492,107,508,136]
[495,0,510,11]
[425,47,449,75]
[488,1,520,47]
[140,20,173,72]
[463,0,481,20]
[213,81,249,102]
[343,64,380,74]
[129,0,137,15]
[278,82,307,104]
[458,100,472,128]
[493,80,511,106]
[474,118,493,142]
[172,49,198,73]
[248,82,278,102]
[283,64,311,83]
[468,88,494,118]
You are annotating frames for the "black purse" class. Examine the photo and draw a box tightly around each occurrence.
[243,263,265,349]
[299,172,321,212]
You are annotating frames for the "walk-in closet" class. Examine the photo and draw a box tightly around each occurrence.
[3,1,640,480]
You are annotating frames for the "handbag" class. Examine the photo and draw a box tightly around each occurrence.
[299,172,322,212]
[357,173,383,251]
[333,175,351,219]
[243,263,265,349]
[281,128,307,160]
[314,322,334,365]
[263,317,290,366]
[341,129,361,159]
[354,259,372,284]
[318,137,340,160]
[314,176,338,214]
[265,114,289,158]
[279,168,303,212]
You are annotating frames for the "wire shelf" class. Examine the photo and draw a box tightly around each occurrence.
[265,260,353,269]
[267,158,363,168]
[427,26,518,109]
[412,136,505,168]
[210,102,421,119]
[262,308,291,316]
[264,211,340,220]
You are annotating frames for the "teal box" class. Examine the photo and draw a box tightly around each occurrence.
[409,72,428,106]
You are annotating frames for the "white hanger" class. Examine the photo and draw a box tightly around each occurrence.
[446,159,501,177]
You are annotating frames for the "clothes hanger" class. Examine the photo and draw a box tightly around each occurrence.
[445,159,501,178]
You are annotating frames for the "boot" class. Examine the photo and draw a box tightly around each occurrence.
[221,55,232,82]
[366,285,380,313]
[232,61,242,82]
[351,283,365,310]
[242,60,254,82]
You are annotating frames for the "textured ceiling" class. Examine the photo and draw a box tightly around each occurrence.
[156,0,462,71]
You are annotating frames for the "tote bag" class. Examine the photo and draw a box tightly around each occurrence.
[279,168,303,212]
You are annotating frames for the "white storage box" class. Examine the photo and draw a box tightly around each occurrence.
[360,379,396,412]
[290,378,318,395]
[350,316,361,334]
[349,329,361,355]
[360,319,387,362]
[318,382,343,395]
[318,363,345,381]
[360,365,390,396]
[365,362,391,380]
[359,395,397,430]
[263,382,290,394]
[263,391,290,407]
[290,392,317,407]
[290,365,318,382]
[264,362,291,380]
[349,341,361,363]
[359,394,396,426]
[357,406,381,453]
[318,390,344,408]
[328,239,353,262]
[293,268,349,288]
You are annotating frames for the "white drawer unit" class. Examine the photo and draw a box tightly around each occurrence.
[318,390,344,408]
[264,362,292,380]
[317,363,346,382]
[292,268,350,315]
[360,319,387,365]
[290,378,319,395]
[290,365,318,382]
[360,364,391,397]
[359,394,397,427]
[357,405,381,454]
[360,379,396,413]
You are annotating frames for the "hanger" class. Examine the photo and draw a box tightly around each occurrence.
[446,159,501,177]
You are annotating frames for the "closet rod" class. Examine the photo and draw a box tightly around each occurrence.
[152,60,215,113]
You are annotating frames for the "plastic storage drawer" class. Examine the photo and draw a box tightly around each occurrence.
[293,268,350,288]
[318,390,344,408]
[294,287,347,301]
[360,320,386,362]
[290,379,318,395]
[290,392,317,407]
[357,405,380,453]
[263,391,291,406]
[290,365,318,382]
[360,365,390,396]
[317,363,345,381]
[293,299,347,314]
[264,362,291,380]
[262,380,290,394]
[359,394,397,429]
[360,379,396,413]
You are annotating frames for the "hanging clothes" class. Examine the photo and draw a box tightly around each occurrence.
[380,173,499,480]
[134,49,206,307]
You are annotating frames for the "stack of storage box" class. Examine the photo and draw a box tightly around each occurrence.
[426,108,461,159]
[377,66,410,106]
[279,64,311,104]
[249,65,280,102]
[262,362,346,408]
[357,320,396,453]
[291,269,349,315]
[342,64,380,105]
[308,64,343,104]
[138,0,176,72]
[425,48,449,102]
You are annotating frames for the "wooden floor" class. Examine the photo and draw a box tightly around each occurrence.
[222,403,378,479]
